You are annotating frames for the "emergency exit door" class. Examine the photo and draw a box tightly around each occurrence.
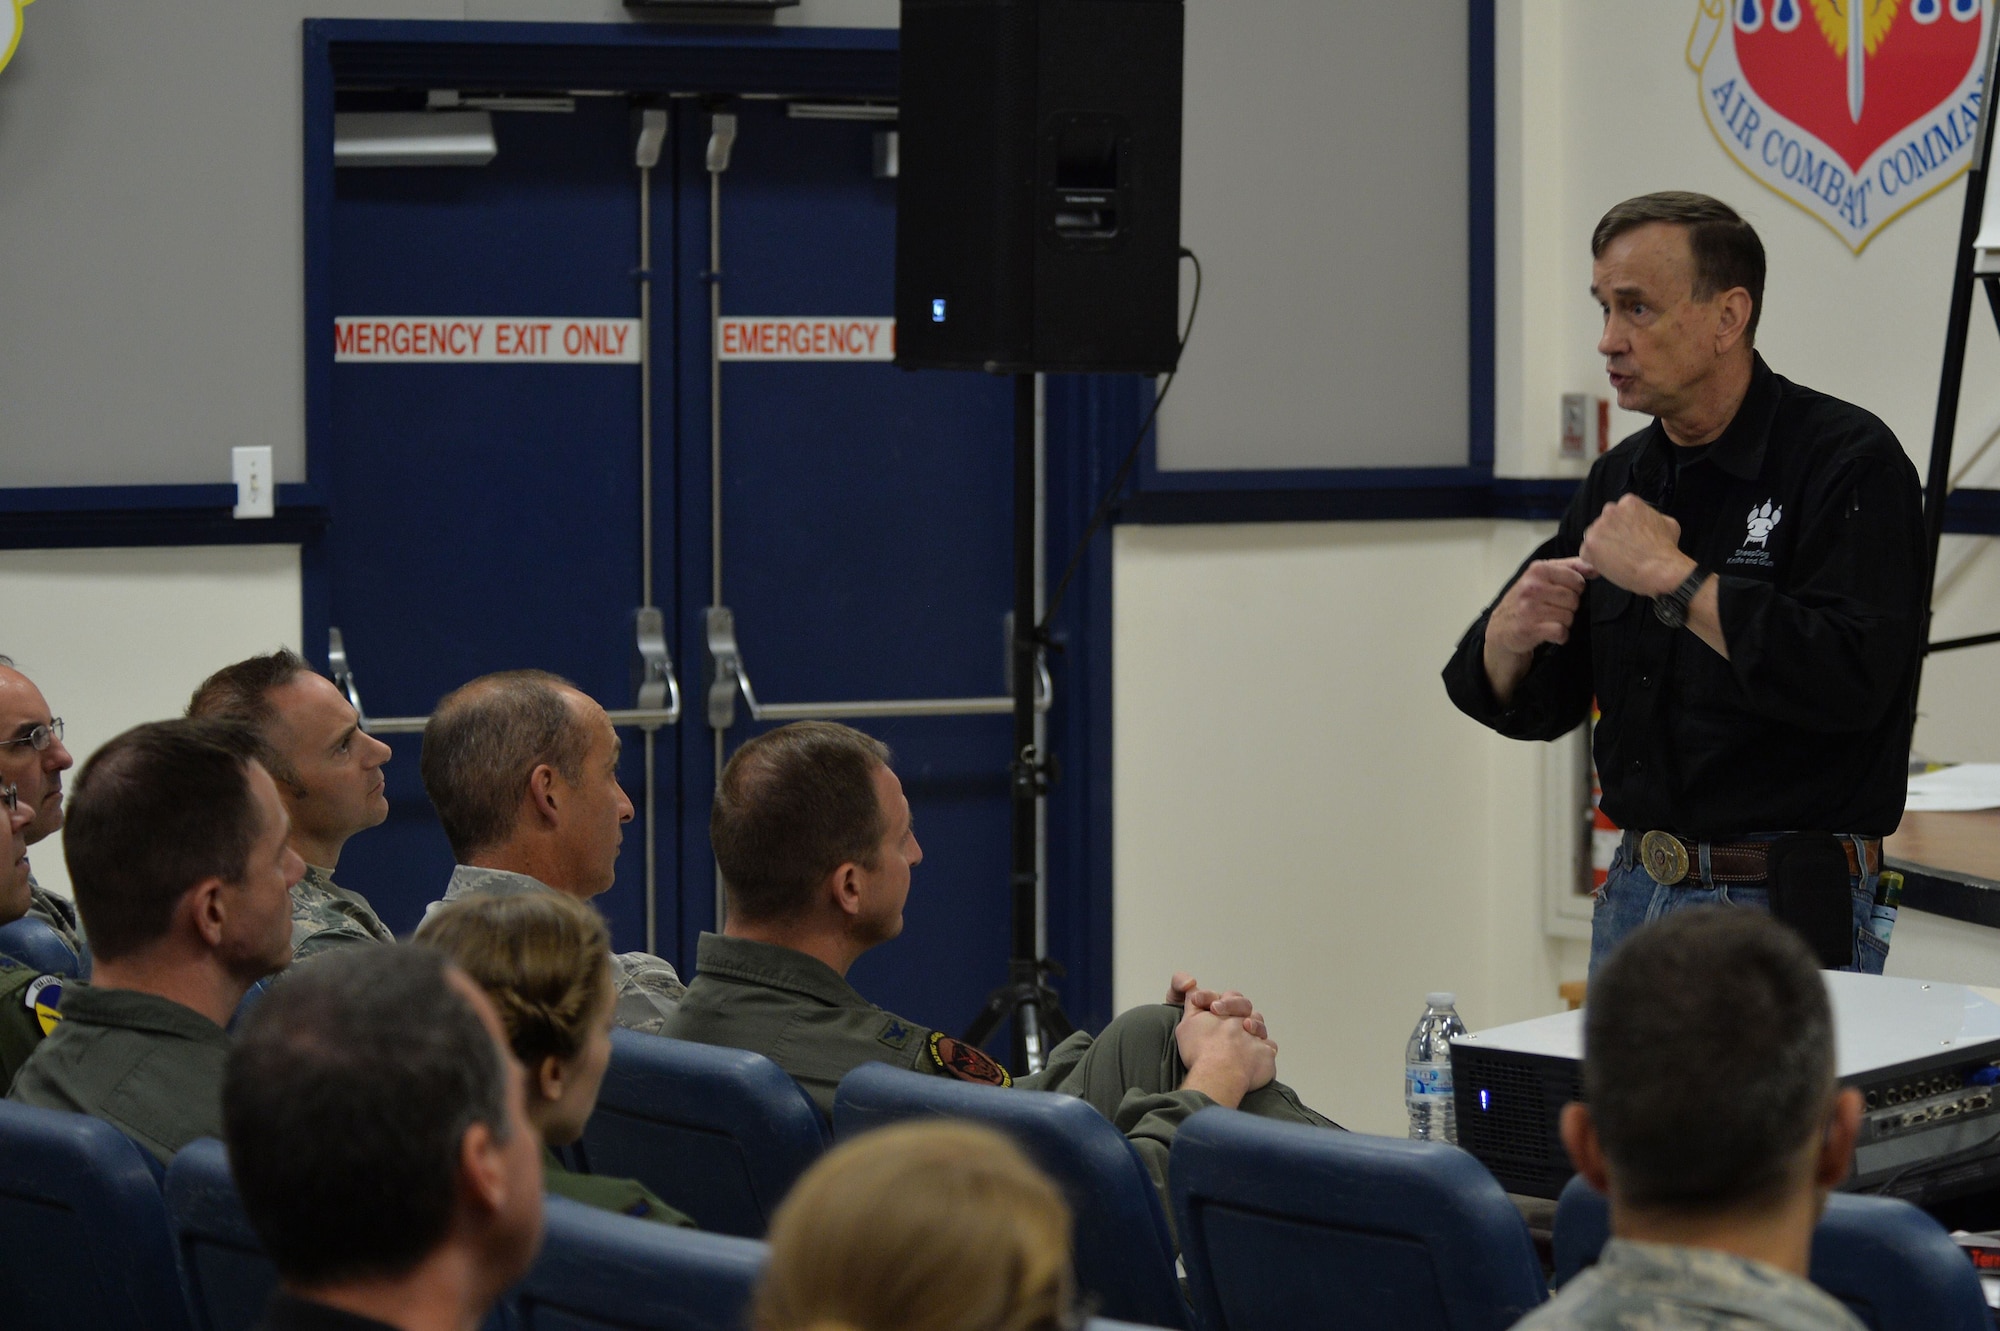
[308,32,1084,1035]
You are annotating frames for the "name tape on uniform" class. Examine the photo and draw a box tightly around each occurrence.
[334,317,641,364]
[719,317,895,362]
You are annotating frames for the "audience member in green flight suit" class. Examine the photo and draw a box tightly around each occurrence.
[418,889,694,1228]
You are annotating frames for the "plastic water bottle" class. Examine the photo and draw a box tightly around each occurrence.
[1406,992,1467,1143]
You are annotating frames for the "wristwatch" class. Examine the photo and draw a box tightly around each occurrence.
[1653,566,1709,628]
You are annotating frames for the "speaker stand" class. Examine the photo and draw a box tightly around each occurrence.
[963,373,1076,1074]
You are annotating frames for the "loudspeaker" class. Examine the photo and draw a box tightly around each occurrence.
[894,0,1184,375]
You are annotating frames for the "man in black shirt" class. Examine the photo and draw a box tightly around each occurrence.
[227,946,544,1331]
[1443,192,1925,975]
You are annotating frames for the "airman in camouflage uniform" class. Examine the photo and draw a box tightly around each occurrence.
[187,650,397,966]
[426,865,682,1035]
[291,863,396,961]
[1515,1239,1864,1331]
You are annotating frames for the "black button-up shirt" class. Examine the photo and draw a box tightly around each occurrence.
[1443,356,1925,838]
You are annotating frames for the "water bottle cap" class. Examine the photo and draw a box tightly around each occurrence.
[1426,992,1456,1009]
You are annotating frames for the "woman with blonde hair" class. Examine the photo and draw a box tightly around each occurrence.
[416,890,691,1227]
[756,1120,1077,1331]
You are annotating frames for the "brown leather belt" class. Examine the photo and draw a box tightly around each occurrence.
[1632,830,1882,887]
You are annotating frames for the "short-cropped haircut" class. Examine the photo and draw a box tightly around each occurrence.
[62,718,267,962]
[1584,908,1834,1211]
[224,945,512,1286]
[421,670,591,861]
[711,721,892,922]
[185,649,314,794]
[1591,191,1766,343]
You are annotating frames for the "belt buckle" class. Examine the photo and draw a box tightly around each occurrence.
[1639,830,1691,886]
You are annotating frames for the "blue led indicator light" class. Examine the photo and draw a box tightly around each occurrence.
[931,299,947,323]
[1479,1089,1491,1111]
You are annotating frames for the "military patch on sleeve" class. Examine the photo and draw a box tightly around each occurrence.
[24,974,62,1036]
[878,1018,913,1051]
[927,1031,1012,1088]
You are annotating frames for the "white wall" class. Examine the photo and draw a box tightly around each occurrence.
[1113,520,1575,1133]
[0,546,304,899]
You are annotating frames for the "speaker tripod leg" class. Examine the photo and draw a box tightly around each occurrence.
[964,374,1073,1074]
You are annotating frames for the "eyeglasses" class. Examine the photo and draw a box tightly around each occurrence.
[0,719,62,753]
[1,784,18,816]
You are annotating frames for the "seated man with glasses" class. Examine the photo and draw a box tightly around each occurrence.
[0,655,81,963]
[0,780,66,1083]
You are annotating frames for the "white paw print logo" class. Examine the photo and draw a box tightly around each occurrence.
[1745,500,1783,547]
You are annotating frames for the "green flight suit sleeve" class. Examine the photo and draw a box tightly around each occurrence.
[0,964,53,1091]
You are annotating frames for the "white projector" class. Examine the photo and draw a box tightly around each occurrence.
[1449,971,2000,1204]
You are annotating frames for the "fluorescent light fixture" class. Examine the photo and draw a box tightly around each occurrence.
[334,112,497,168]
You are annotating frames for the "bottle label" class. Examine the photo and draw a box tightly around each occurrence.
[1406,1065,1453,1098]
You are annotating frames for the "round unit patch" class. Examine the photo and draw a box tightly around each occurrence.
[927,1032,1012,1088]
[23,973,62,1036]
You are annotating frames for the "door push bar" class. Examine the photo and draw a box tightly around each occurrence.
[335,617,685,736]
[703,606,1052,731]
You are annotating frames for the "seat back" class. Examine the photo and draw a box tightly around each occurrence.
[1552,1177,1989,1331]
[513,1194,768,1331]
[0,913,82,977]
[833,1061,1186,1329]
[579,1028,827,1237]
[1170,1107,1546,1331]
[165,1137,278,1331]
[0,1098,194,1331]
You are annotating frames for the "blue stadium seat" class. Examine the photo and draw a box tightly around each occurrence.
[0,1098,194,1331]
[0,912,83,977]
[578,1028,827,1238]
[1553,1175,1989,1330]
[833,1061,1187,1329]
[513,1194,768,1331]
[166,1137,277,1331]
[1170,1107,1546,1331]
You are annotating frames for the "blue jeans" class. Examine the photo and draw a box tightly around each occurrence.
[1589,837,1892,978]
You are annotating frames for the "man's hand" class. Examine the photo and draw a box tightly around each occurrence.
[1175,1006,1278,1108]
[1579,495,1696,597]
[1482,556,1595,704]
[1166,974,1269,1041]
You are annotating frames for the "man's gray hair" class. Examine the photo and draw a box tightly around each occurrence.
[420,670,592,861]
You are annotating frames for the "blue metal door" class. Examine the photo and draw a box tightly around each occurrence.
[674,100,1024,1026]
[325,97,669,947]
[307,25,1122,1039]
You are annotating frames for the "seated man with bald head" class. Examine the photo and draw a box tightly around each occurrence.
[8,719,303,1162]
[418,670,682,1034]
[667,721,1338,1206]
[188,649,397,962]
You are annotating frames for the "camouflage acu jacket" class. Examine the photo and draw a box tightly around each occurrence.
[291,864,397,962]
[1516,1239,1867,1331]
[424,865,683,1035]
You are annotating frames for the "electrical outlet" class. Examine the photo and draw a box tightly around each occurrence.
[233,446,274,519]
